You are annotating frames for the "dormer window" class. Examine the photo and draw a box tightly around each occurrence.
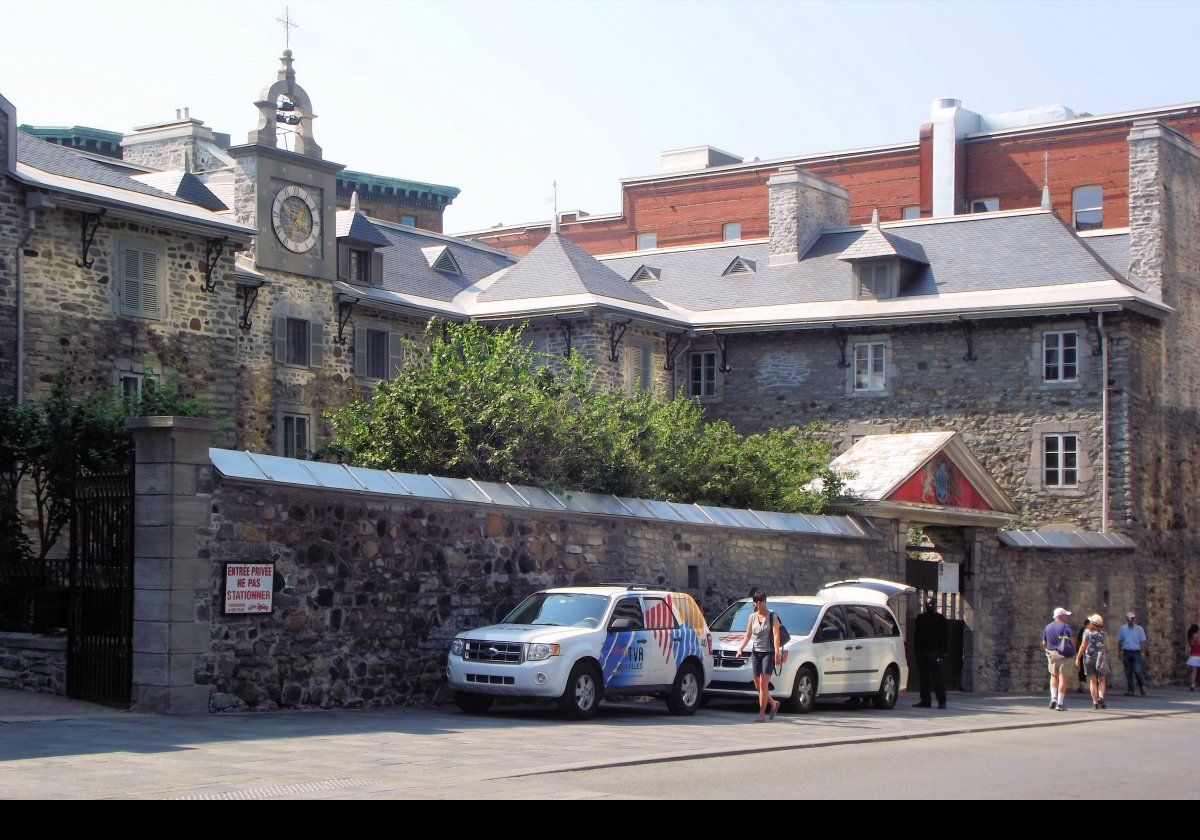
[422,245,462,275]
[722,256,756,277]
[857,261,894,299]
[349,249,371,284]
[630,264,661,283]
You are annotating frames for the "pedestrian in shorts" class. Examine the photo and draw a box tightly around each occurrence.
[1042,607,1076,711]
[734,591,782,722]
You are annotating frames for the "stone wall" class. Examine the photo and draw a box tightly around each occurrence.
[0,99,20,401]
[972,534,1199,693]
[0,632,66,695]
[201,476,900,712]
[18,206,241,445]
[702,316,1115,530]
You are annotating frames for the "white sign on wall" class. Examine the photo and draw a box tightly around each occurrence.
[224,563,275,615]
[937,562,961,595]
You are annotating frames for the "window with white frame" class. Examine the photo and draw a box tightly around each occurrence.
[902,206,921,220]
[689,351,717,398]
[636,233,657,251]
[858,262,894,299]
[854,341,887,392]
[349,249,371,284]
[1043,331,1079,382]
[1043,434,1079,488]
[626,341,654,394]
[1073,186,1103,231]
[400,215,417,227]
[118,244,162,319]
[970,198,999,213]
[722,222,741,242]
[281,413,310,459]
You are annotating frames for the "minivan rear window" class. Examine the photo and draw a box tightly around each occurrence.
[709,601,821,636]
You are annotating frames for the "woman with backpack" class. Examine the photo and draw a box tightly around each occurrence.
[734,591,782,722]
[1075,613,1111,709]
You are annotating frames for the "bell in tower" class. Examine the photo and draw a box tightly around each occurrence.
[248,49,323,159]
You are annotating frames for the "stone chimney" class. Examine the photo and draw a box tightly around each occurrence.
[766,165,850,266]
[121,112,216,171]
[1128,119,1200,297]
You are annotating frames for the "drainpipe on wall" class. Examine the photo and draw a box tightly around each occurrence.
[1097,311,1109,532]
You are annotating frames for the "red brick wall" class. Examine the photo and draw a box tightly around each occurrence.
[469,108,1200,257]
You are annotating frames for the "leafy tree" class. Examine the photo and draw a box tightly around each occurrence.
[325,320,844,514]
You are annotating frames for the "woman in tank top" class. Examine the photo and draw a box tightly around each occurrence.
[735,591,782,722]
[1187,624,1200,691]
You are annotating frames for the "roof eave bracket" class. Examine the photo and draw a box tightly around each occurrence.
[202,236,228,294]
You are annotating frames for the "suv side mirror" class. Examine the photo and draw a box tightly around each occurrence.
[817,626,843,643]
[609,618,638,632]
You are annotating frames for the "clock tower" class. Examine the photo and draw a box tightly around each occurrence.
[228,49,343,281]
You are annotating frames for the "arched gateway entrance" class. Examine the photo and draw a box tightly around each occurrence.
[827,432,1018,692]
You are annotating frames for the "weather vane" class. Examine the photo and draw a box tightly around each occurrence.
[277,6,298,51]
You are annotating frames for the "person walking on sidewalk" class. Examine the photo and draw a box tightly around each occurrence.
[1042,607,1076,711]
[913,598,948,709]
[1076,613,1110,709]
[1187,624,1200,691]
[734,591,782,722]
[1117,612,1148,696]
[1075,618,1092,694]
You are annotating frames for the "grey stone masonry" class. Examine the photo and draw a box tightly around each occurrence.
[767,166,850,265]
[129,416,218,713]
[0,632,66,695]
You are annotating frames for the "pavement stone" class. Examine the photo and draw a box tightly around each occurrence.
[1,688,1198,799]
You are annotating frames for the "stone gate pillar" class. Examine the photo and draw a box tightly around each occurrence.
[128,416,216,713]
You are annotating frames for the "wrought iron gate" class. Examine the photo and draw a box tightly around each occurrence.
[67,471,134,706]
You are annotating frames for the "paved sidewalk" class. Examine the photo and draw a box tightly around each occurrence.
[1,688,1197,799]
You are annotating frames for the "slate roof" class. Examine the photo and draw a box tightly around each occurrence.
[477,232,667,309]
[131,170,228,212]
[369,221,517,303]
[837,223,928,264]
[17,131,182,203]
[600,211,1141,312]
[335,209,392,247]
[1084,232,1131,280]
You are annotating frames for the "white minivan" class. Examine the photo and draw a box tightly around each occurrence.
[705,579,913,713]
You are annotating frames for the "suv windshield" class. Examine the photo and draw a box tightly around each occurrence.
[709,601,821,636]
[502,593,611,629]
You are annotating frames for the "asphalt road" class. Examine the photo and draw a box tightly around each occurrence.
[547,711,1200,798]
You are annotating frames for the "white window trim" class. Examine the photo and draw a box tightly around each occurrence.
[847,337,891,395]
[635,233,657,251]
[688,349,720,401]
[970,197,1000,213]
[279,411,311,460]
[115,370,144,403]
[1027,422,1094,496]
[1039,329,1082,387]
[902,206,921,220]
[354,319,405,383]
[722,222,742,242]
[1073,186,1104,230]
[856,261,895,300]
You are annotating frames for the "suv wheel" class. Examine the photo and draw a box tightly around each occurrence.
[666,662,702,716]
[872,666,900,710]
[559,662,601,720]
[453,691,495,714]
[784,665,817,714]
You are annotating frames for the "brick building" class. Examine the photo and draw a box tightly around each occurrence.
[463,98,1200,257]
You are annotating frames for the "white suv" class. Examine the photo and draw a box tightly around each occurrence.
[446,586,712,719]
[706,579,912,713]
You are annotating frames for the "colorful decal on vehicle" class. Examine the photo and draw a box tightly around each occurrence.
[665,594,705,667]
[599,630,638,687]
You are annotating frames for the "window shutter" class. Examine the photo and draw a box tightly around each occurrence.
[640,346,653,392]
[371,251,384,288]
[388,331,404,380]
[274,316,287,363]
[309,320,323,369]
[140,251,160,316]
[338,244,350,281]
[122,246,141,315]
[354,324,367,377]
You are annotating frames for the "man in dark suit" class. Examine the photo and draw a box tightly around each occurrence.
[913,598,948,709]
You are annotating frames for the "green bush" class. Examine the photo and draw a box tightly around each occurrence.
[324,321,843,514]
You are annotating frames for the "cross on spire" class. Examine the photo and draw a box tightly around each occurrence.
[277,6,298,52]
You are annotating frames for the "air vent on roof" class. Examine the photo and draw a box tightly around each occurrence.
[421,245,462,275]
[722,256,756,277]
[630,264,661,283]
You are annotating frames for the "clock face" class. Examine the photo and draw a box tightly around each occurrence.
[271,185,321,254]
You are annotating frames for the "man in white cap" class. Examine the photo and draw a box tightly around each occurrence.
[1116,611,1148,696]
[1041,607,1076,710]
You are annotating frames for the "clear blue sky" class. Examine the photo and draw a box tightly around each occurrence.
[2,0,1197,233]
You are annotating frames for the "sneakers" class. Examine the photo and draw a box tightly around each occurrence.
[1093,702,1099,710]
[1099,698,1107,709]
[1056,703,1067,711]
[1049,700,1058,710]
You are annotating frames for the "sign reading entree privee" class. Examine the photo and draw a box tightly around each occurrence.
[223,562,275,615]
